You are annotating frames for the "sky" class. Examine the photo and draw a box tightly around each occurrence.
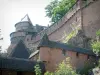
[0,0,52,52]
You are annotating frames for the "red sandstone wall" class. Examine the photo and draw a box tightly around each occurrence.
[39,47,96,72]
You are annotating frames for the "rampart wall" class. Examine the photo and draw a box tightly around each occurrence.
[14,0,100,52]
[27,0,100,48]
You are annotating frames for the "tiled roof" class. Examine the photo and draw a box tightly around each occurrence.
[38,34,95,56]
[0,57,45,73]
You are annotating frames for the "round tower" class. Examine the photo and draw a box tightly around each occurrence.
[10,14,37,44]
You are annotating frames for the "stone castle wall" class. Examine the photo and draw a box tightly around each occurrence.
[26,0,100,50]
[83,0,100,38]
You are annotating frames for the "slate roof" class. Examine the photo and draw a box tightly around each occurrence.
[7,44,17,56]
[38,34,95,56]
[9,40,30,59]
[0,57,45,73]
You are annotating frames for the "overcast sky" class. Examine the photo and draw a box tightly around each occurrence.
[0,0,52,52]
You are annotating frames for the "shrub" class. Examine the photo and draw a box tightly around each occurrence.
[34,57,78,75]
[34,64,42,75]
[55,57,78,75]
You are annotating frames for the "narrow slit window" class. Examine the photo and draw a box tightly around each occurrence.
[76,52,79,58]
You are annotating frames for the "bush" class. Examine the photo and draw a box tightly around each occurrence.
[79,61,95,75]
[54,58,78,75]
[34,57,78,75]
[92,41,100,55]
[34,64,42,75]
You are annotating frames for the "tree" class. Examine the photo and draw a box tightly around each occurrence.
[45,0,59,23]
[45,0,76,24]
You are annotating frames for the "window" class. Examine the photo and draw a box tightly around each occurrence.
[76,52,79,58]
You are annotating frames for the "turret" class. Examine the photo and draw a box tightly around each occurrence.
[10,14,37,44]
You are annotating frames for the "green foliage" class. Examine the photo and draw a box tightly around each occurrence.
[44,71,54,75]
[34,58,78,75]
[55,57,78,75]
[45,0,76,24]
[91,29,100,55]
[91,29,100,70]
[79,61,95,75]
[34,64,42,75]
[96,29,100,36]
[45,0,58,18]
[92,41,100,55]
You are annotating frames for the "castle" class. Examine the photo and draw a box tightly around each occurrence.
[0,0,100,75]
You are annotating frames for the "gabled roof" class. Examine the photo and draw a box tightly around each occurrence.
[38,34,95,56]
[9,40,30,59]
[0,57,45,73]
